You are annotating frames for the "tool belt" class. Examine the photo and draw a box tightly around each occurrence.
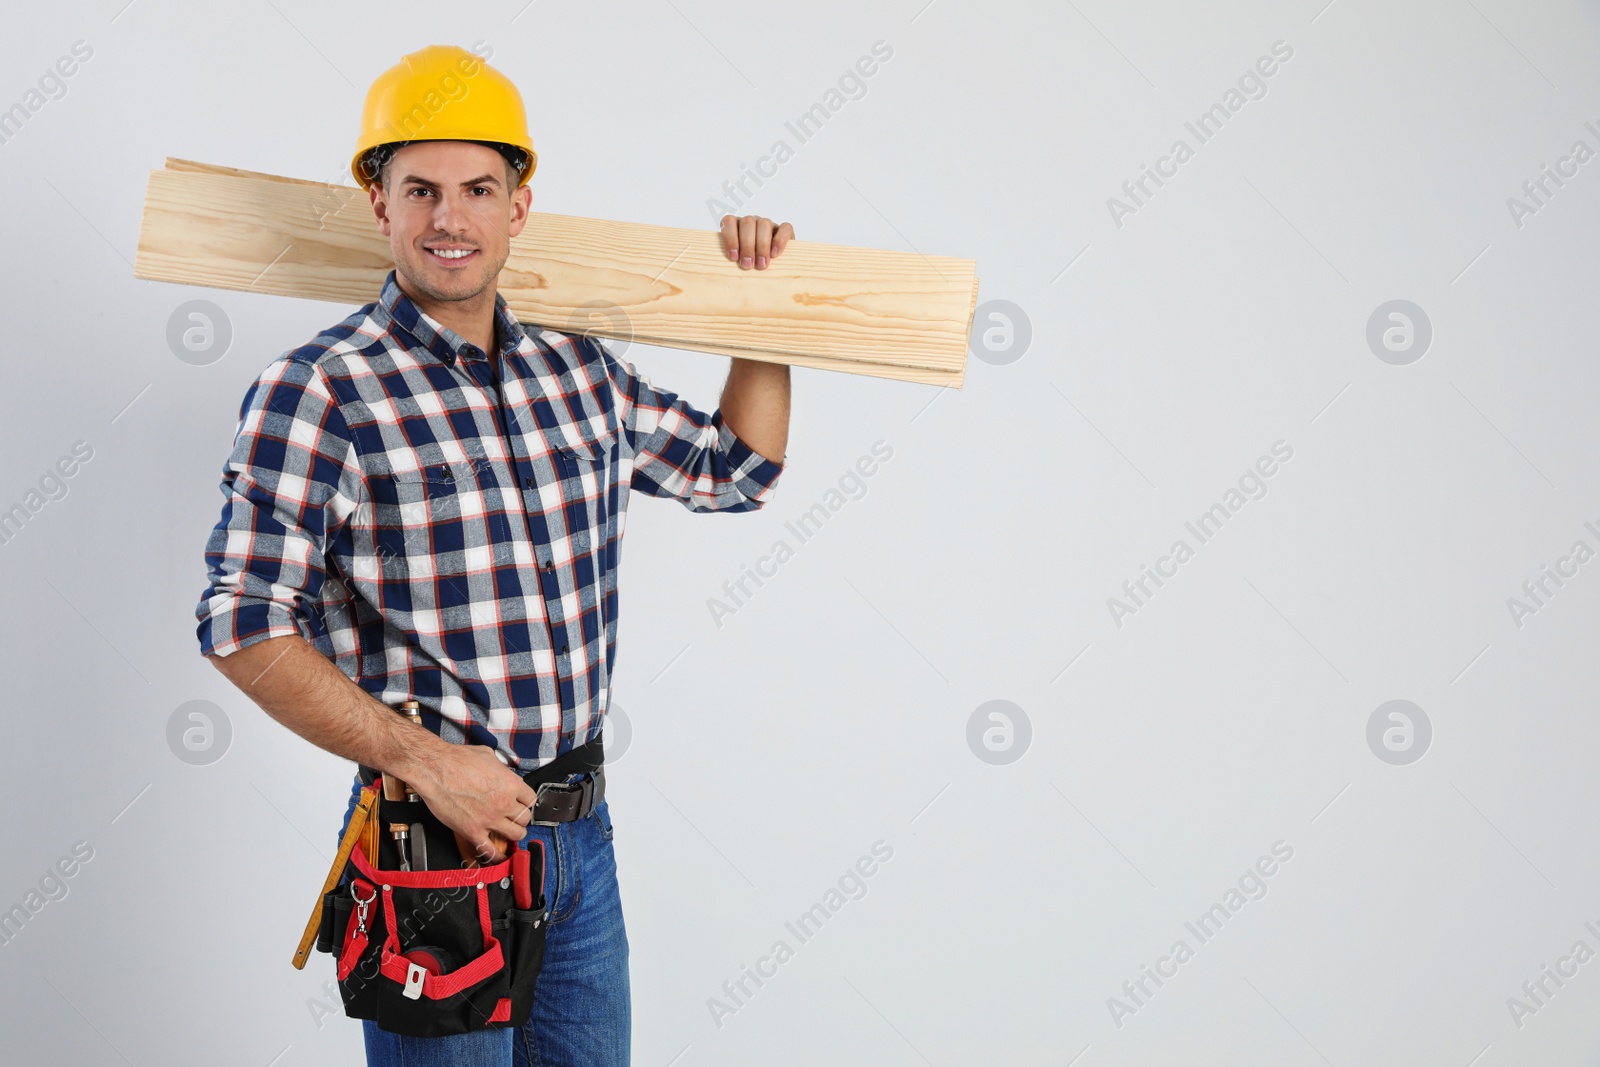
[301,737,605,1037]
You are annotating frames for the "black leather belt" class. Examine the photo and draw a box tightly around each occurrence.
[359,736,605,825]
[528,767,605,825]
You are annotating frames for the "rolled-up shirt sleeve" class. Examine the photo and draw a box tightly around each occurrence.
[593,337,785,512]
[194,355,362,659]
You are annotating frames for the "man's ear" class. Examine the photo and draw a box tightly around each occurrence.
[370,182,392,237]
[507,183,532,239]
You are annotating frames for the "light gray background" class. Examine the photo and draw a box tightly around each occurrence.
[2,0,1598,1064]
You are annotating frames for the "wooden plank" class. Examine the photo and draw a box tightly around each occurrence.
[135,160,975,387]
[152,161,973,386]
[158,161,972,380]
[152,163,972,388]
[149,163,972,386]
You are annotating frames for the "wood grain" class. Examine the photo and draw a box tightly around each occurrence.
[136,159,975,387]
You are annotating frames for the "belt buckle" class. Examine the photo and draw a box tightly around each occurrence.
[530,775,589,826]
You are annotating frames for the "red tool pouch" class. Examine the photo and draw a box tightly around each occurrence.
[314,792,548,1037]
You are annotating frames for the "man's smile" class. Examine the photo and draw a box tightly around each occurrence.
[424,244,479,265]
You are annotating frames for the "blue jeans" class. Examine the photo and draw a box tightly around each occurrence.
[336,773,631,1066]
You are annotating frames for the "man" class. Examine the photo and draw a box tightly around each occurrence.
[194,44,791,1066]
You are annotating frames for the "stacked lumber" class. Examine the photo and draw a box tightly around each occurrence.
[134,159,977,387]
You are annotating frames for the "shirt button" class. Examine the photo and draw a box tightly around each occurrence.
[524,476,534,489]
[560,643,569,654]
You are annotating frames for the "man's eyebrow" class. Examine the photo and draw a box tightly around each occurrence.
[399,173,503,189]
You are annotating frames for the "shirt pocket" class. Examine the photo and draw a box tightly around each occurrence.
[551,426,618,550]
[362,462,485,584]
[551,423,617,489]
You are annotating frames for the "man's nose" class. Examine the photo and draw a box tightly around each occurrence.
[432,191,469,233]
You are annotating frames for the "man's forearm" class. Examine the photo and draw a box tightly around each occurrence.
[720,357,790,463]
[204,634,453,791]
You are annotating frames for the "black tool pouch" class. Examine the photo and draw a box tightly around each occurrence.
[313,795,549,1038]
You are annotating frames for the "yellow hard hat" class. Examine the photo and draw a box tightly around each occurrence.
[351,44,537,190]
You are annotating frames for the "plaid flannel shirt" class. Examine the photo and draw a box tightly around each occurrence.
[194,270,784,769]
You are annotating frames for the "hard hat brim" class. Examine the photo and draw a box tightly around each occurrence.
[352,138,538,191]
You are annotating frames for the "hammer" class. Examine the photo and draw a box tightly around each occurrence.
[384,700,427,871]
[387,700,509,869]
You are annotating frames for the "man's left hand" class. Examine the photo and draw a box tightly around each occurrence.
[720,214,794,271]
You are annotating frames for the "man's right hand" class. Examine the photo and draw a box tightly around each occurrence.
[203,635,537,861]
[405,743,535,861]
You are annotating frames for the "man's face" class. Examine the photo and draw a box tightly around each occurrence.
[369,140,531,305]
